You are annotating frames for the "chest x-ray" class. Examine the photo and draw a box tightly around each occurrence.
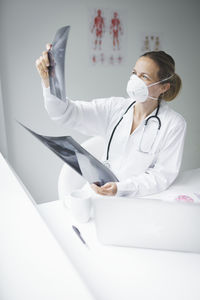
[19,122,119,187]
[48,26,70,101]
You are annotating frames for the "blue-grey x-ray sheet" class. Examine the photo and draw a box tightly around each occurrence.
[48,26,70,101]
[19,123,119,186]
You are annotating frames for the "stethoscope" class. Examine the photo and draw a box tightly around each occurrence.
[104,100,161,167]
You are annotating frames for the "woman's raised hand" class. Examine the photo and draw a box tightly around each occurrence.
[35,43,52,88]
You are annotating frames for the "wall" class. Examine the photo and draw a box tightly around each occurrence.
[0,78,8,158]
[0,0,199,203]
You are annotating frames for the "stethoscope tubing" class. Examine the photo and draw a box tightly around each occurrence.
[106,100,161,161]
[106,101,136,160]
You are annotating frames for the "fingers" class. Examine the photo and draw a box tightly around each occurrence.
[42,51,49,67]
[90,184,108,195]
[40,54,47,70]
[35,43,52,88]
[35,43,52,71]
[90,182,117,196]
[101,182,117,195]
[102,182,112,189]
[46,43,52,50]
[35,56,49,80]
[35,45,51,83]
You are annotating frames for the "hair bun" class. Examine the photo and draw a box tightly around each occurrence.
[141,51,181,101]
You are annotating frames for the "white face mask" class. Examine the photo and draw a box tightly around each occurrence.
[126,74,174,102]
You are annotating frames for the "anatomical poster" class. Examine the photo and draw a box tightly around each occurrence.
[88,8,126,66]
[140,33,163,53]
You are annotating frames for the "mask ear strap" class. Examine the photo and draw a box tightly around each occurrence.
[149,95,158,100]
[148,74,175,87]
[159,73,175,84]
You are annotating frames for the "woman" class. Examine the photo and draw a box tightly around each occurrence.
[36,46,186,198]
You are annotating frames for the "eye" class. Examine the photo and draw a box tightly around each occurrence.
[142,74,149,79]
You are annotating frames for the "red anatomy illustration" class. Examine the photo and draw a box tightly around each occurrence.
[91,9,105,50]
[110,12,123,50]
[92,55,96,63]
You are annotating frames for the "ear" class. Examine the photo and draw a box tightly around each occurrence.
[161,82,170,93]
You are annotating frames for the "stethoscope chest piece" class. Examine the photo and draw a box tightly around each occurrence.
[103,160,111,169]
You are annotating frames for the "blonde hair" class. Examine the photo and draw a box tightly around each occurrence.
[141,51,182,101]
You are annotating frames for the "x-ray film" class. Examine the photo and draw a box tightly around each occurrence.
[48,26,70,101]
[19,122,119,186]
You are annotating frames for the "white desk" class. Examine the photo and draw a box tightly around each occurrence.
[0,153,94,300]
[2,148,200,300]
[38,200,200,300]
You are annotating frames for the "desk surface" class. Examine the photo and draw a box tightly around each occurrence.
[38,200,200,300]
[0,153,93,300]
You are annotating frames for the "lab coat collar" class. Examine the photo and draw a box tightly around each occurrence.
[130,99,167,121]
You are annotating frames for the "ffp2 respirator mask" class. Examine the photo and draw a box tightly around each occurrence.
[126,74,174,102]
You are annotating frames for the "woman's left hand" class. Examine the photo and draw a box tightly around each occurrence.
[90,182,117,196]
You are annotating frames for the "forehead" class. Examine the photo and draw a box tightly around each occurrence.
[134,56,160,79]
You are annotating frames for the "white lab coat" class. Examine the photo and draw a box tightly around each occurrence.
[43,86,187,197]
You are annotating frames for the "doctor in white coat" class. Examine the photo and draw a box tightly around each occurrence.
[36,47,186,198]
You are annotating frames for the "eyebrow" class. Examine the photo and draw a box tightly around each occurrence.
[132,69,152,77]
[132,69,154,80]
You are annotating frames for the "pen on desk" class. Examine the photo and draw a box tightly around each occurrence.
[72,225,90,249]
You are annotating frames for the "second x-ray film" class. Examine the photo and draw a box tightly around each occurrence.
[48,26,70,101]
[19,123,119,186]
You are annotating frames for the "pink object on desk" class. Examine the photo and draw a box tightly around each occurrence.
[175,195,194,203]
